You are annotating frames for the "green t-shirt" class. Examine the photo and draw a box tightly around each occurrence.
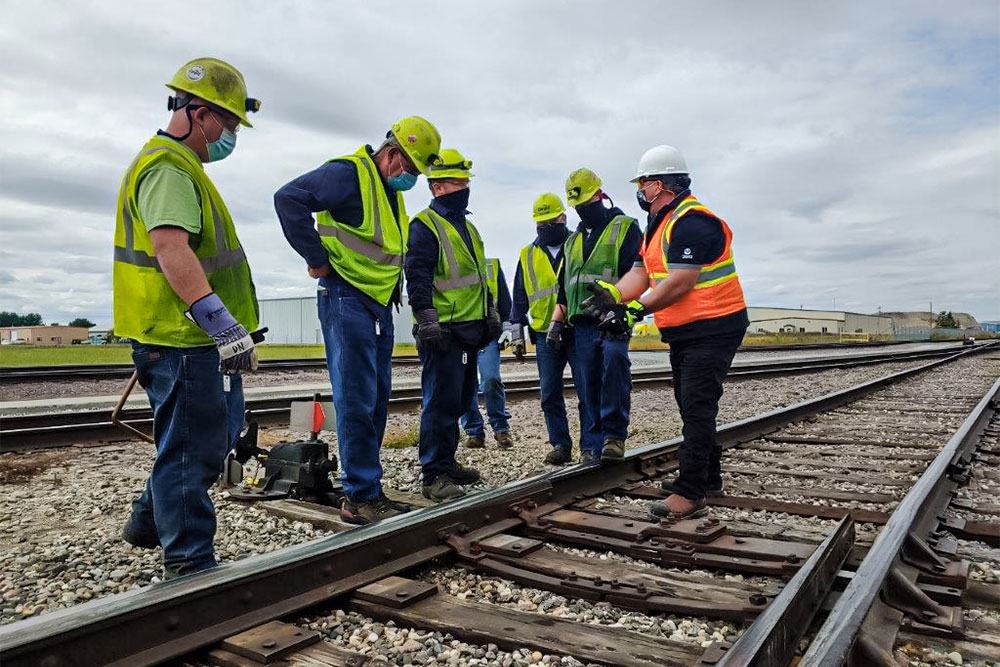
[136,149,203,237]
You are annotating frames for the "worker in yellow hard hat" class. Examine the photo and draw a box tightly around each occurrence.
[547,168,641,464]
[114,58,262,579]
[404,148,501,501]
[273,115,442,524]
[509,193,586,465]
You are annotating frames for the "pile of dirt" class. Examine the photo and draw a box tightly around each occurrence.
[881,311,980,329]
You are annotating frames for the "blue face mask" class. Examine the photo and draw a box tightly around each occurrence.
[206,127,237,162]
[388,171,417,191]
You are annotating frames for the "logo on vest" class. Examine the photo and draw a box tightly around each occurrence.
[186,65,206,82]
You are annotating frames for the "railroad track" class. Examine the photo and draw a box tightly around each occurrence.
[0,344,979,452]
[0,340,959,383]
[0,343,996,666]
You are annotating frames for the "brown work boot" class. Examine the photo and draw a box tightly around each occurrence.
[422,475,467,502]
[341,494,405,525]
[544,447,572,465]
[649,494,708,519]
[465,435,486,449]
[600,438,626,461]
[494,431,514,449]
[660,478,725,498]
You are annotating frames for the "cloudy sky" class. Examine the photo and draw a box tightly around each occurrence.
[1,0,997,328]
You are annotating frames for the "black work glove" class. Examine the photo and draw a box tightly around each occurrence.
[414,309,445,353]
[580,280,622,320]
[486,305,503,342]
[546,320,567,351]
[597,301,647,337]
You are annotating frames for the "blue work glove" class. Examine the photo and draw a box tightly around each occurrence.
[546,320,567,351]
[597,300,647,337]
[415,309,445,353]
[185,292,258,374]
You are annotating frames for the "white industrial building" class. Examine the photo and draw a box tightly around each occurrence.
[259,298,895,344]
[746,307,893,336]
[259,294,416,345]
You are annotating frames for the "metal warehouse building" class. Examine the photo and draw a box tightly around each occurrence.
[259,295,416,345]
[746,307,893,336]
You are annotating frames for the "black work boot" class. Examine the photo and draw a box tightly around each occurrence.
[544,447,572,465]
[465,435,486,449]
[340,494,406,525]
[447,463,481,485]
[422,476,467,502]
[121,515,160,550]
[494,431,514,449]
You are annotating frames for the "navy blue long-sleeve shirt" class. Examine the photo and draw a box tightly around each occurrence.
[273,146,402,304]
[511,239,564,341]
[557,205,642,324]
[493,264,512,322]
[405,199,493,348]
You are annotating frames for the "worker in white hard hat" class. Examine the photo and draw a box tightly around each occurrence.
[581,145,749,519]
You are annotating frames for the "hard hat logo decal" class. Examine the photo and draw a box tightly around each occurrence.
[407,134,418,144]
[185,65,206,82]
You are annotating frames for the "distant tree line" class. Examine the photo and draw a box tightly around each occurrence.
[934,311,959,329]
[0,312,95,328]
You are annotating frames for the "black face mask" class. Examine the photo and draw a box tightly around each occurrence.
[635,187,653,212]
[536,223,568,246]
[575,199,608,228]
[433,188,470,215]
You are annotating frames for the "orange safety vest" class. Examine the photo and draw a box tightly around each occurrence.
[640,195,746,329]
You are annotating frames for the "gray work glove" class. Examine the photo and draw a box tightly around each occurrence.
[546,320,567,351]
[509,323,526,360]
[186,293,258,374]
[414,309,445,353]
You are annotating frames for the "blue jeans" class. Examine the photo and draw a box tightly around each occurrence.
[568,323,632,454]
[318,278,394,502]
[535,333,589,451]
[128,342,244,575]
[460,341,511,437]
[419,341,479,483]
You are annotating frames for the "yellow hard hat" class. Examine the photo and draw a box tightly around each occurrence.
[427,148,473,180]
[532,193,566,223]
[389,116,442,175]
[166,57,260,128]
[565,168,602,207]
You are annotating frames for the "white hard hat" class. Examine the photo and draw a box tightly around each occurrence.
[630,145,688,182]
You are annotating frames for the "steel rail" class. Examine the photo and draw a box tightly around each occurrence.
[1,345,983,452]
[0,340,966,383]
[800,375,1000,667]
[0,345,992,667]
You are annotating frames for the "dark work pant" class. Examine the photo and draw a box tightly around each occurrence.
[129,343,244,575]
[668,330,744,500]
[418,340,479,483]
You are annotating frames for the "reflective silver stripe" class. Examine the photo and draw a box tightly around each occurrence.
[317,225,403,265]
[527,285,558,303]
[695,261,737,284]
[423,210,484,293]
[315,154,402,265]
[115,144,245,273]
[566,269,613,286]
[434,273,484,291]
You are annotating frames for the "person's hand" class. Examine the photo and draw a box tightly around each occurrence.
[415,309,445,353]
[580,279,621,319]
[308,263,332,279]
[546,320,567,351]
[185,293,258,373]
[597,300,646,337]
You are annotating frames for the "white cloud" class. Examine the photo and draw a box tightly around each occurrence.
[0,0,997,328]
